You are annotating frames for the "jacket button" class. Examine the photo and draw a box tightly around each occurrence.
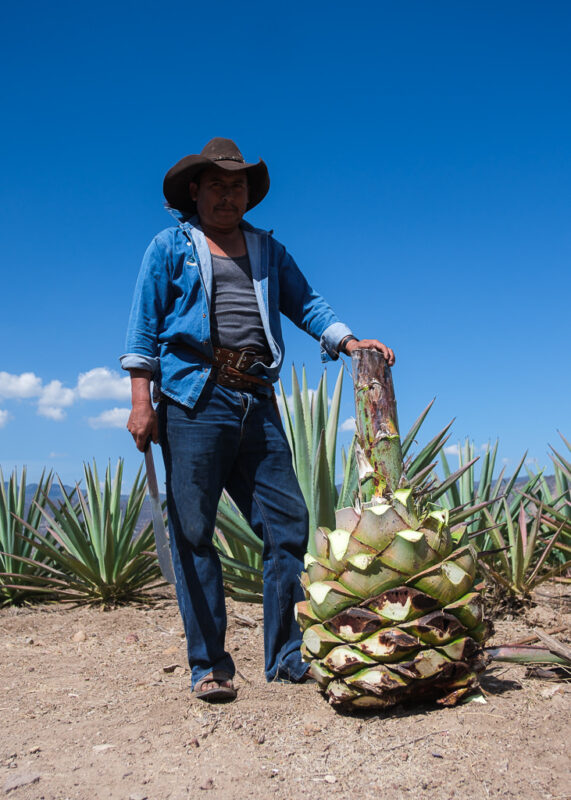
[203,313,206,318]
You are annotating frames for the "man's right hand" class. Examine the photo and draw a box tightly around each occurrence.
[127,402,159,451]
[126,369,158,451]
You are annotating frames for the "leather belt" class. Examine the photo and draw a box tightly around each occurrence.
[212,346,272,373]
[178,343,273,392]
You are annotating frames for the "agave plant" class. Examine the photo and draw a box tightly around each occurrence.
[0,467,55,606]
[3,460,163,605]
[278,365,344,537]
[296,350,491,710]
[477,498,571,600]
[438,440,541,545]
[532,433,571,559]
[214,492,263,603]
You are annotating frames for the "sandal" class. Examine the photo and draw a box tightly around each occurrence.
[194,671,237,703]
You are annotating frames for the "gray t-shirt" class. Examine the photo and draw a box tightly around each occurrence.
[210,253,271,356]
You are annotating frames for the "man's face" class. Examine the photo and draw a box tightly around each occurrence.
[189,167,249,231]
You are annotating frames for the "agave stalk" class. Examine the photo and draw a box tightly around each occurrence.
[352,349,402,500]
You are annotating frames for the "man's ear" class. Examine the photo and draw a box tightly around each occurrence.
[189,181,198,202]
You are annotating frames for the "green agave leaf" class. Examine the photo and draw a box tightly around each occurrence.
[401,399,435,458]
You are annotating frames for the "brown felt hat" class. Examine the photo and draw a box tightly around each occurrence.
[163,137,270,214]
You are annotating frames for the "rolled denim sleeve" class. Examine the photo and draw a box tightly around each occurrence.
[120,237,173,375]
[277,247,353,362]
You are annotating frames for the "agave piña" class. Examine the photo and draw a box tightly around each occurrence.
[296,350,492,709]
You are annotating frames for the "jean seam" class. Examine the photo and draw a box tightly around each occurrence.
[253,489,286,619]
[236,458,286,620]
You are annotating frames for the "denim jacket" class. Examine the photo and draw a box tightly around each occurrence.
[120,212,353,409]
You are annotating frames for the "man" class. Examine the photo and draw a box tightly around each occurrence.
[121,138,395,702]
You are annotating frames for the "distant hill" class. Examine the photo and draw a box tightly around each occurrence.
[6,474,561,538]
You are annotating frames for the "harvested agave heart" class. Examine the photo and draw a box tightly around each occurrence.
[295,350,492,710]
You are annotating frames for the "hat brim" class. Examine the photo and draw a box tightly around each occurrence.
[163,155,270,213]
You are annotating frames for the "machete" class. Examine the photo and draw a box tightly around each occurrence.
[144,443,176,584]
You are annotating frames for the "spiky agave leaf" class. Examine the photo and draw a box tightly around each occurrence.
[296,349,492,710]
[3,460,163,605]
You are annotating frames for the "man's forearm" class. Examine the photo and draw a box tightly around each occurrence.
[129,369,153,407]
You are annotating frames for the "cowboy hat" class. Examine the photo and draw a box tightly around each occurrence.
[163,137,270,213]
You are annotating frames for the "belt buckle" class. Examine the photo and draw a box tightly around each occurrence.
[235,350,256,370]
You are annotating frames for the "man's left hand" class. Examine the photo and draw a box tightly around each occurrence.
[343,338,395,366]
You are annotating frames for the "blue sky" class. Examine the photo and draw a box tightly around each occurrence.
[1,1,569,488]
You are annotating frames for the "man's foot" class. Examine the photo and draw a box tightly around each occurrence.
[194,672,237,703]
[297,666,316,683]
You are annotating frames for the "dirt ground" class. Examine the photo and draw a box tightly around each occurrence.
[1,587,570,800]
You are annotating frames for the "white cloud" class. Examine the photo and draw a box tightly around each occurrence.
[37,380,76,420]
[339,416,356,432]
[88,407,130,429]
[77,368,130,400]
[444,444,460,456]
[0,366,133,424]
[0,371,42,399]
[39,406,67,421]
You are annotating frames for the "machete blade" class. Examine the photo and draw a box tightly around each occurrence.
[144,445,176,584]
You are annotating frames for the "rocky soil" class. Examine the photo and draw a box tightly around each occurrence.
[1,587,570,800]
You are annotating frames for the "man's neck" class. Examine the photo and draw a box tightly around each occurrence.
[201,222,246,258]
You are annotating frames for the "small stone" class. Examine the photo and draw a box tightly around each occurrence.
[162,663,180,673]
[199,778,214,790]
[256,734,265,745]
[232,721,242,730]
[233,613,258,628]
[129,794,148,800]
[3,771,41,793]
[24,637,34,645]
[173,666,186,676]
[324,775,336,784]
[187,738,200,749]
[28,746,41,754]
[432,752,444,758]
[72,630,87,643]
[541,684,565,699]
[93,744,114,753]
[303,723,321,736]
[125,633,139,644]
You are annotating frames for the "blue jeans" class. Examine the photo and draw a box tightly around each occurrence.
[158,381,309,689]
